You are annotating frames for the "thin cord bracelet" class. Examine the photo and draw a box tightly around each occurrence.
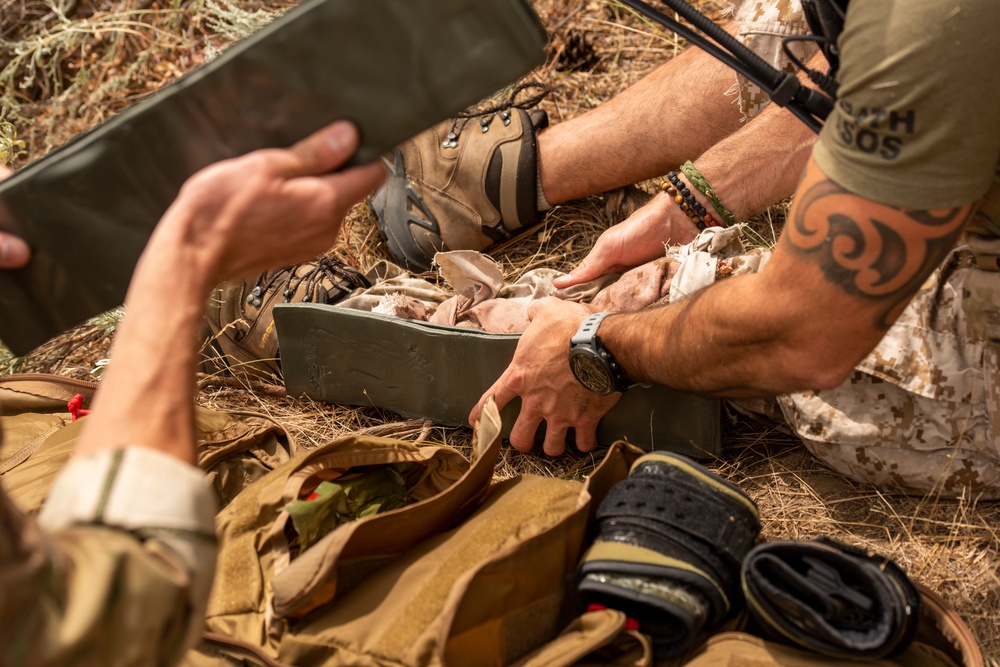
[679,160,736,227]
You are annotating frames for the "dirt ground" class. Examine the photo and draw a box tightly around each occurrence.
[2,0,998,661]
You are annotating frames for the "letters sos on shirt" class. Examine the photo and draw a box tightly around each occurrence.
[833,101,916,161]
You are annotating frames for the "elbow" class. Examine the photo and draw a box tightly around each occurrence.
[806,363,856,391]
[777,344,863,393]
[766,311,882,393]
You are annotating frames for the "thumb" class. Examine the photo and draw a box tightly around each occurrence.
[552,257,604,288]
[285,121,361,176]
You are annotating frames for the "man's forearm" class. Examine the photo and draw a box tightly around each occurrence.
[73,120,384,463]
[0,121,383,667]
[603,159,973,399]
[74,218,215,463]
[602,271,852,398]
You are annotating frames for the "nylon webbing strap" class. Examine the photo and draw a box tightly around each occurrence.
[741,538,922,659]
[595,472,758,569]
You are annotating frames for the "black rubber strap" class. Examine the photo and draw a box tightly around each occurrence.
[596,473,758,568]
[742,538,922,659]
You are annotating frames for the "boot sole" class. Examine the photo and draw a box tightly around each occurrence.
[371,148,445,273]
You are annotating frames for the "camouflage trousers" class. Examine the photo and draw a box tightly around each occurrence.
[732,0,818,121]
[720,0,999,497]
[771,248,1000,499]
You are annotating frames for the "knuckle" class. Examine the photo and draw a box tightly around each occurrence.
[501,368,525,392]
[509,428,534,452]
[242,152,279,176]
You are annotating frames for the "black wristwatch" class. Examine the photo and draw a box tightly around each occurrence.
[568,312,631,395]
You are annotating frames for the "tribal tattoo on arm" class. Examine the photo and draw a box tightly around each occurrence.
[785,178,973,329]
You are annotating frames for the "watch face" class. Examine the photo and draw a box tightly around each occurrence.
[569,349,615,395]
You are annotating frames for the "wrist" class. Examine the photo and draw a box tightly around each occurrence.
[675,174,716,224]
[646,191,697,245]
[569,312,637,395]
[143,207,225,297]
[660,171,724,231]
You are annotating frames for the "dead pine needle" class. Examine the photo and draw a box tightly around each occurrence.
[4,0,998,659]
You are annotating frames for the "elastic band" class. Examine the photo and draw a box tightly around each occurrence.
[680,161,735,227]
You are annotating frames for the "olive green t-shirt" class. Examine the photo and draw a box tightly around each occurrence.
[813,0,1000,210]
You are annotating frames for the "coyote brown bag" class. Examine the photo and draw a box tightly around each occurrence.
[0,376,984,666]
[183,399,642,666]
[0,373,300,511]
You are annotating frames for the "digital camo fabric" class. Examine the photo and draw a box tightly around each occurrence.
[1,491,197,667]
[685,233,1000,497]
[732,0,817,121]
[777,247,1000,498]
[0,448,218,667]
[962,168,1000,347]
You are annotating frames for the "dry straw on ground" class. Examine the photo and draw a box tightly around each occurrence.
[2,0,998,661]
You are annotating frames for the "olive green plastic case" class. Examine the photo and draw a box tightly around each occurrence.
[275,304,722,457]
[0,0,547,355]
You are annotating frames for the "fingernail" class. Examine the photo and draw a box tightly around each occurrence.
[325,122,355,153]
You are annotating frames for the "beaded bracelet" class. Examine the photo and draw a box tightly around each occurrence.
[659,170,720,231]
[679,160,736,227]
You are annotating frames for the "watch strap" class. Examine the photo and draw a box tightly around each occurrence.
[571,312,614,346]
[570,311,632,394]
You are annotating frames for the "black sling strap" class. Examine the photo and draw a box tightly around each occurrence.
[618,0,847,133]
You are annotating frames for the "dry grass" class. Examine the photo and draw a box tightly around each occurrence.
[2,0,998,661]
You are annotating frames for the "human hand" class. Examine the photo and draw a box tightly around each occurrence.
[469,297,621,456]
[553,193,696,289]
[149,120,385,288]
[0,232,29,269]
[0,166,31,269]
[78,121,383,465]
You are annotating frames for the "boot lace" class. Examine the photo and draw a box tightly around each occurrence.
[244,256,370,308]
[441,82,550,148]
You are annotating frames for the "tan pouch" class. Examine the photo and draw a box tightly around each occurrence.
[515,608,654,667]
[962,172,1000,340]
[189,400,501,664]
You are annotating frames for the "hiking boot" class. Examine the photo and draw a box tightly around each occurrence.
[203,257,370,382]
[371,83,550,272]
